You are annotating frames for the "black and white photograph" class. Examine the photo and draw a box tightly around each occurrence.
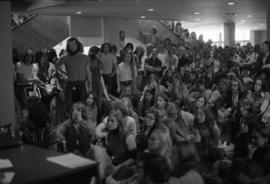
[1,0,270,183]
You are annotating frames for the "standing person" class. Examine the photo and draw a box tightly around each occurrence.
[256,41,270,90]
[56,37,92,113]
[119,30,126,51]
[88,46,103,109]
[116,51,137,95]
[100,43,118,95]
[145,48,162,78]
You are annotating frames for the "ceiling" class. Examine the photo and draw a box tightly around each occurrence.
[11,0,268,30]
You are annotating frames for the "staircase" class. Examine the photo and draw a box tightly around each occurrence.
[12,15,69,52]
[137,19,179,45]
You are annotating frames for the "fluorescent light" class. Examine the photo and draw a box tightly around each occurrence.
[241,20,246,23]
[76,11,82,14]
[194,12,200,15]
[148,8,154,12]
[260,23,265,26]
[247,15,253,18]
[140,16,146,19]
[227,2,236,5]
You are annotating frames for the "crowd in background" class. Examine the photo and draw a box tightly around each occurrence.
[12,23,270,184]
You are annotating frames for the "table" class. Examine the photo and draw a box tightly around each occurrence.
[0,145,98,184]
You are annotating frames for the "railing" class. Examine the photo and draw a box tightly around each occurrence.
[159,20,180,41]
[11,14,37,31]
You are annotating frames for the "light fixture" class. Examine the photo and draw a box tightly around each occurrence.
[148,8,154,12]
[194,12,200,15]
[140,16,146,19]
[247,15,253,18]
[241,20,246,23]
[259,23,265,26]
[227,2,236,5]
[76,11,82,15]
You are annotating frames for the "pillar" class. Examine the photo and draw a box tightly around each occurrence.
[250,30,267,45]
[224,22,235,46]
[267,3,270,40]
[0,1,15,124]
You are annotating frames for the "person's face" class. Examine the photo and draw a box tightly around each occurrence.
[179,49,185,57]
[180,67,185,76]
[113,109,124,122]
[198,84,205,91]
[156,96,166,108]
[254,80,262,92]
[95,51,101,59]
[152,49,158,58]
[145,92,153,102]
[167,70,173,77]
[173,78,180,86]
[148,131,160,152]
[240,101,250,116]
[124,53,132,63]
[103,44,110,53]
[219,81,227,92]
[122,97,130,109]
[196,97,205,108]
[107,116,119,131]
[86,94,94,106]
[68,40,78,52]
[71,106,82,122]
[231,81,239,92]
[190,73,196,81]
[262,43,269,54]
[145,113,156,127]
[252,132,268,148]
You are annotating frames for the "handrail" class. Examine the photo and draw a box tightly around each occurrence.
[11,14,37,31]
[158,20,180,41]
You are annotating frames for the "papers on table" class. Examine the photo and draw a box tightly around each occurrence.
[46,153,95,169]
[0,159,13,169]
[0,172,15,184]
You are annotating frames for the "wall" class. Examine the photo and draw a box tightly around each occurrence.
[103,17,139,47]
[0,1,15,124]
[250,30,267,45]
[69,16,140,49]
[69,16,103,37]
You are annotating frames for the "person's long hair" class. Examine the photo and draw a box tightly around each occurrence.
[120,51,136,79]
[88,46,100,61]
[66,37,81,56]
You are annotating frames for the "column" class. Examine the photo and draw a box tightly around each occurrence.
[0,1,15,124]
[250,30,267,45]
[267,3,270,40]
[224,22,235,46]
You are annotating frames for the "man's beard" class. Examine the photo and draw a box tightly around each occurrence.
[69,49,79,56]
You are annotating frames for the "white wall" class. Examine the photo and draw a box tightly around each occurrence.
[0,1,15,124]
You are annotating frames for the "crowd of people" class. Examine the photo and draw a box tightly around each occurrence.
[12,24,270,184]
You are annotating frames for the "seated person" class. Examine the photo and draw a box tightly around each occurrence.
[22,99,57,150]
[56,102,91,156]
[95,101,137,139]
[104,112,137,169]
